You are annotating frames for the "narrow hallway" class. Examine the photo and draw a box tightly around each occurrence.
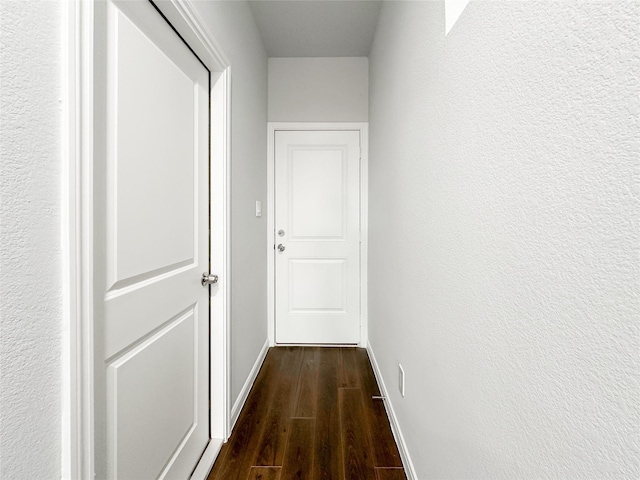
[208,347,405,479]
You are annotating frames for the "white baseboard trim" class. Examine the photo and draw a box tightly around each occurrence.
[229,339,270,432]
[367,342,418,480]
[190,438,223,480]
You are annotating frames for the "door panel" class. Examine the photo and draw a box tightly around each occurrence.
[275,131,360,344]
[107,4,197,290]
[108,308,196,480]
[289,259,347,312]
[290,148,346,239]
[96,1,210,478]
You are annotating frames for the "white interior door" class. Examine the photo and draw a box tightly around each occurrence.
[275,130,361,344]
[94,1,210,478]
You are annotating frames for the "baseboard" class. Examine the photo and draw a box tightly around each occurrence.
[229,339,270,433]
[190,438,223,480]
[367,342,419,480]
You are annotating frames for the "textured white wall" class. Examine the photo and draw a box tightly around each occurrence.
[191,1,269,405]
[368,1,639,478]
[268,57,368,121]
[0,1,62,479]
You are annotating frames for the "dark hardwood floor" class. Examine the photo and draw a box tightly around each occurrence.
[207,347,406,480]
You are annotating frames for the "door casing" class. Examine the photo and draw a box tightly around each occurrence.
[267,122,369,347]
[62,2,231,479]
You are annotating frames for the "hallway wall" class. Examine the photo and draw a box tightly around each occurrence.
[368,1,639,478]
[192,1,269,407]
[0,1,62,479]
[268,57,368,122]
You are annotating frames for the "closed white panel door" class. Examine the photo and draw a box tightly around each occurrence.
[94,2,209,478]
[275,131,361,344]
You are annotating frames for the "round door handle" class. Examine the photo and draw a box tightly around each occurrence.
[277,244,285,252]
[201,272,219,286]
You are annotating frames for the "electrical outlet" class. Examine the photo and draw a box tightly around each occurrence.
[399,364,405,397]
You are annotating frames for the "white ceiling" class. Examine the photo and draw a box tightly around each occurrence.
[248,0,383,57]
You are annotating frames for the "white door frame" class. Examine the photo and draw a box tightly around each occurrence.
[267,122,369,348]
[62,2,231,478]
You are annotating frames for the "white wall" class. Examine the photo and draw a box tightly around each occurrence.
[192,1,269,406]
[268,57,368,121]
[368,1,639,479]
[0,1,62,479]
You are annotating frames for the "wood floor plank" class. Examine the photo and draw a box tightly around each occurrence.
[340,388,376,479]
[208,349,280,480]
[338,348,361,388]
[253,347,304,466]
[376,467,407,480]
[355,349,381,397]
[355,349,403,468]
[247,467,282,480]
[293,347,321,418]
[313,348,344,480]
[280,419,315,480]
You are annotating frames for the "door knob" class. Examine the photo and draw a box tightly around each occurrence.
[277,244,285,252]
[201,272,219,286]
